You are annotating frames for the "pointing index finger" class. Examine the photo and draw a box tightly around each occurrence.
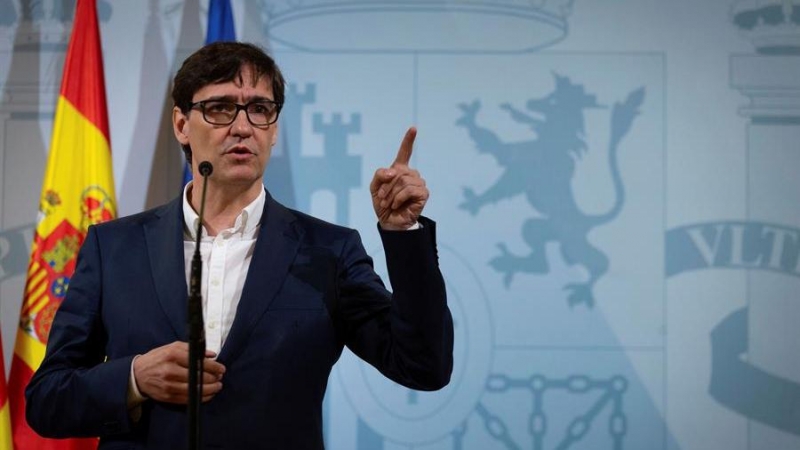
[392,127,417,167]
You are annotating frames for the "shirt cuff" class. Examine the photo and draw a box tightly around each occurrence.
[379,221,421,231]
[128,355,147,421]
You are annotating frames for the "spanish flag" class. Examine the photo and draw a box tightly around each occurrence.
[1,332,11,450]
[8,1,115,448]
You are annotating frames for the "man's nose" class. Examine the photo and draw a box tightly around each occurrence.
[230,108,253,134]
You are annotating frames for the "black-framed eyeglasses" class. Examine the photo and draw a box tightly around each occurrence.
[190,99,282,126]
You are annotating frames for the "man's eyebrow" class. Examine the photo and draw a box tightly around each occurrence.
[245,95,275,103]
[200,95,236,102]
[199,95,275,103]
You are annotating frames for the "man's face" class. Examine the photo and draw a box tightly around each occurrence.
[172,65,278,189]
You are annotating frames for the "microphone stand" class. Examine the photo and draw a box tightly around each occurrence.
[188,161,212,450]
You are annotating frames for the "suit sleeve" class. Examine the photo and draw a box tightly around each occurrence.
[25,225,135,437]
[337,216,454,390]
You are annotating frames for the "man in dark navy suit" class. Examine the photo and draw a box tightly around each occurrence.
[25,42,453,449]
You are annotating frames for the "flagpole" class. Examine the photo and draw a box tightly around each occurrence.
[0,329,12,450]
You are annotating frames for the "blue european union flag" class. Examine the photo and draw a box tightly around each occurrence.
[206,0,236,43]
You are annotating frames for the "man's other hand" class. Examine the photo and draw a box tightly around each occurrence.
[133,341,226,404]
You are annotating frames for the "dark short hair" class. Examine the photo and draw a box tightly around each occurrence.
[172,41,286,164]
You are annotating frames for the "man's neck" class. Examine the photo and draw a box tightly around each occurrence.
[189,181,262,236]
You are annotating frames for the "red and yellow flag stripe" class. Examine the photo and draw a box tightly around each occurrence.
[8,1,115,448]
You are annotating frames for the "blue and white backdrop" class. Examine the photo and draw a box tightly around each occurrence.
[1,1,799,449]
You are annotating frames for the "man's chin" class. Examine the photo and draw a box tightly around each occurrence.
[215,171,264,188]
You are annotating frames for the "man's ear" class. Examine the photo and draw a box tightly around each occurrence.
[271,122,279,147]
[173,106,190,145]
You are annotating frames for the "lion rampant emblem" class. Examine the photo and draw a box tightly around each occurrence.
[457,74,645,307]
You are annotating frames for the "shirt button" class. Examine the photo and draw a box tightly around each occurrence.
[209,322,217,329]
[211,279,220,286]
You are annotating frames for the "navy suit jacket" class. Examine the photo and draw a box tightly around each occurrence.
[26,191,453,449]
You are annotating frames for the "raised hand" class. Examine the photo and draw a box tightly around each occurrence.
[370,127,429,230]
[133,341,226,404]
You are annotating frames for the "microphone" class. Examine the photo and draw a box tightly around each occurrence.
[198,161,213,178]
[188,161,212,450]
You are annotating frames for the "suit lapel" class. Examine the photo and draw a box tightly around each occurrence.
[143,197,188,340]
[219,193,301,361]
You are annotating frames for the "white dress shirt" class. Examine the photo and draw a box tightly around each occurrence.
[181,183,265,355]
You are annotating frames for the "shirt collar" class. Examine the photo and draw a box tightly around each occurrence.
[182,182,266,239]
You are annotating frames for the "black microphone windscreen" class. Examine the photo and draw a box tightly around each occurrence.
[198,161,213,177]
